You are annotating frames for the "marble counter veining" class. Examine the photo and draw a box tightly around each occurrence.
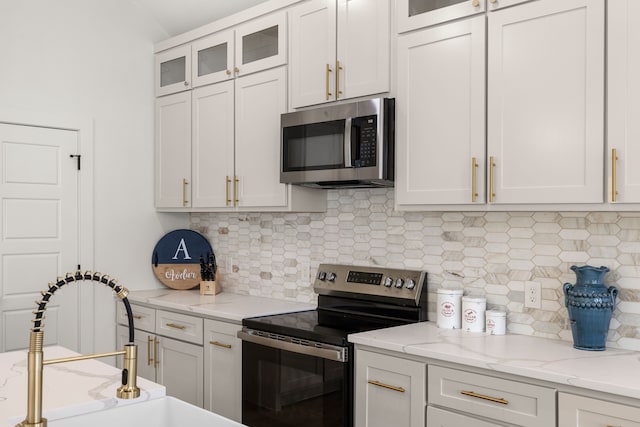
[348,321,640,400]
[126,289,316,322]
[1,346,165,426]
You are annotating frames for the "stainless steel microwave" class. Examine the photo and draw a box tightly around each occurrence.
[280,97,395,188]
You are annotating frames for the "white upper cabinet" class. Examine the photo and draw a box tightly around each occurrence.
[397,0,485,33]
[396,15,486,206]
[487,0,531,12]
[157,12,287,95]
[156,45,192,97]
[608,0,640,203]
[486,0,604,205]
[290,0,390,109]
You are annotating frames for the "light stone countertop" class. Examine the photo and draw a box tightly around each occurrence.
[348,321,640,400]
[126,289,316,323]
[1,346,165,426]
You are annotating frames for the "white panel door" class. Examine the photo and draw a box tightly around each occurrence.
[155,91,192,208]
[487,0,604,204]
[234,66,288,208]
[0,123,79,352]
[289,0,336,108]
[192,82,235,208]
[156,336,204,408]
[396,15,486,206]
[336,0,390,101]
[608,0,640,203]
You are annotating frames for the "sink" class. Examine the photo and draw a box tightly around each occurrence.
[48,397,246,427]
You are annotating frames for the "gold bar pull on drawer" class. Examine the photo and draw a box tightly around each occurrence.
[166,322,186,330]
[461,390,509,405]
[210,340,232,349]
[367,380,405,393]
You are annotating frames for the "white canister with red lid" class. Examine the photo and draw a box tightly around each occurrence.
[462,296,486,332]
[436,289,463,329]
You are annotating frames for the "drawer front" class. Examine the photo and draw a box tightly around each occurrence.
[559,392,640,427]
[428,365,556,427]
[117,303,155,333]
[427,406,505,427]
[156,309,203,345]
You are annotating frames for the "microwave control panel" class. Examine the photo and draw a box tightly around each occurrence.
[353,115,377,168]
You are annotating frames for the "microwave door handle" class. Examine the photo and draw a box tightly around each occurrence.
[344,117,352,168]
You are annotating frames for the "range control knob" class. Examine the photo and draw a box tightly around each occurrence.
[326,272,337,282]
[406,279,416,290]
[383,277,393,287]
[318,271,326,281]
[394,278,404,289]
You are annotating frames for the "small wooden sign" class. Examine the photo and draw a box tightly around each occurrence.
[151,229,213,290]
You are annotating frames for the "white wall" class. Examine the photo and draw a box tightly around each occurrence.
[0,0,188,354]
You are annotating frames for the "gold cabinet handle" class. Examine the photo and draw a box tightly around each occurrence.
[472,0,480,6]
[612,148,618,202]
[147,335,153,366]
[471,157,478,202]
[182,178,189,207]
[226,69,231,76]
[326,64,333,100]
[234,66,239,74]
[489,156,496,203]
[132,314,142,320]
[367,380,405,393]
[210,340,232,349]
[154,337,160,369]
[489,0,497,3]
[233,175,239,206]
[225,175,231,206]
[336,60,343,99]
[166,322,186,330]
[461,390,508,405]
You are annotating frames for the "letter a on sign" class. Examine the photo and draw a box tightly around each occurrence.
[172,238,192,260]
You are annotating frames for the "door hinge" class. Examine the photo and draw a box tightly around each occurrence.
[70,154,81,170]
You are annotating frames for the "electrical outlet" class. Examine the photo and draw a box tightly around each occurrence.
[524,281,541,309]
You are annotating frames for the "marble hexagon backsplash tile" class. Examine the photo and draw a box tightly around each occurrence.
[191,188,640,351]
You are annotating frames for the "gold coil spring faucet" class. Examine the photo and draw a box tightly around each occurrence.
[17,271,141,427]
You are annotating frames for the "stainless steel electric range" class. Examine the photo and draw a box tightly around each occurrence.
[238,263,428,427]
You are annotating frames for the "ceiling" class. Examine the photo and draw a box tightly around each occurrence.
[132,0,270,37]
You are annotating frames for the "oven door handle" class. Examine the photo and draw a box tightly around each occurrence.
[238,330,347,363]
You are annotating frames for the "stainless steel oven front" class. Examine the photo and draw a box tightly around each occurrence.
[239,328,350,427]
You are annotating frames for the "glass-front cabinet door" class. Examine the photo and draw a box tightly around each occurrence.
[155,44,191,97]
[192,32,234,88]
[397,0,485,32]
[234,11,286,77]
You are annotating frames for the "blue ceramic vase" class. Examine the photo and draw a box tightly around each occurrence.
[563,265,617,351]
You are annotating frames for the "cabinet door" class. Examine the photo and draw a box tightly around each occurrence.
[155,45,191,97]
[192,82,235,208]
[487,0,532,12]
[396,16,485,206]
[192,32,234,87]
[397,0,485,33]
[487,0,604,204]
[235,12,287,77]
[355,349,426,427]
[336,0,390,101]
[559,393,640,427]
[289,0,337,108]
[155,92,192,208]
[608,0,640,203]
[427,406,504,427]
[156,336,204,408]
[234,66,288,208]
[116,325,156,382]
[204,320,242,422]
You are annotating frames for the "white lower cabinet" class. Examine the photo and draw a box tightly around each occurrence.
[204,319,242,422]
[354,348,426,427]
[558,393,640,427]
[427,406,505,427]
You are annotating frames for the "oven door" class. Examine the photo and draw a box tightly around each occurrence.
[239,329,351,427]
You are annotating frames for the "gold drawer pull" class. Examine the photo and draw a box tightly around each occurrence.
[461,390,508,405]
[210,340,232,349]
[166,322,186,330]
[367,380,405,393]
[147,336,153,366]
[133,314,142,319]
[606,425,622,427]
